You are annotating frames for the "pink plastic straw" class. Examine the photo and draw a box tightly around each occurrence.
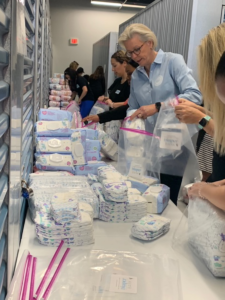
[22,255,33,300]
[97,100,108,105]
[19,253,30,299]
[41,248,70,300]
[30,257,37,300]
[33,240,64,299]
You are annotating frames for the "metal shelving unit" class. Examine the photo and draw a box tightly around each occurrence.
[7,0,52,294]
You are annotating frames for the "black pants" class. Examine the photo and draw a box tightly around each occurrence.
[160,173,183,206]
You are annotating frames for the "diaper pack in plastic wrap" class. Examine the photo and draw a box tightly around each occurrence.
[104,120,121,143]
[142,184,170,214]
[36,137,72,154]
[51,90,61,96]
[131,214,171,241]
[49,95,60,102]
[74,161,107,176]
[86,128,99,140]
[38,109,73,122]
[35,120,72,137]
[98,130,118,161]
[49,78,60,84]
[85,151,101,162]
[49,84,61,90]
[53,73,64,79]
[49,101,61,108]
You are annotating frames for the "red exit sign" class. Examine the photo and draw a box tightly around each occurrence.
[70,38,78,45]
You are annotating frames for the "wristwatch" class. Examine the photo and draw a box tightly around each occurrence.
[198,115,211,129]
[155,102,161,112]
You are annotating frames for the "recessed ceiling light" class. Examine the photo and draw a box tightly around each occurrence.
[123,4,146,8]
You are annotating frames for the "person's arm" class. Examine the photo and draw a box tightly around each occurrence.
[79,86,88,103]
[106,99,128,109]
[170,54,202,105]
[175,105,215,137]
[82,105,128,124]
[188,182,225,210]
[71,91,77,100]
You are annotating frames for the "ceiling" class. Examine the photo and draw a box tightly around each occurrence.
[91,0,156,6]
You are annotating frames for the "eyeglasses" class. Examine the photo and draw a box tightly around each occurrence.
[126,42,146,58]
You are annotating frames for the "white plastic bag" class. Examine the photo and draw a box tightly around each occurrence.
[173,197,225,277]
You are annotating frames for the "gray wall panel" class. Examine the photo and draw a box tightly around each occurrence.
[119,0,193,62]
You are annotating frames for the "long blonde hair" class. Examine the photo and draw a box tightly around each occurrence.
[118,23,158,49]
[198,23,225,155]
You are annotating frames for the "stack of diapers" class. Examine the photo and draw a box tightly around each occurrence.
[188,198,225,277]
[98,192,147,223]
[86,139,101,162]
[131,214,171,241]
[98,165,123,183]
[102,180,128,202]
[49,74,72,109]
[71,129,86,165]
[35,211,94,246]
[142,184,170,214]
[123,110,145,131]
[28,173,99,220]
[53,73,64,79]
[98,130,118,161]
[38,109,73,122]
[128,176,159,193]
[35,153,74,173]
[74,161,107,176]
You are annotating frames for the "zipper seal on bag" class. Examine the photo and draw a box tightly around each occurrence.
[82,121,96,129]
[19,253,30,299]
[120,127,159,138]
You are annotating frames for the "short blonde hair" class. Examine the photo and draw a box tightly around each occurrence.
[198,23,225,155]
[118,23,158,49]
[69,61,79,71]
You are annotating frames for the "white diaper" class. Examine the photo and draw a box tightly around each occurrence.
[49,84,61,90]
[49,78,60,84]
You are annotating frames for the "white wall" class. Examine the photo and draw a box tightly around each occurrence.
[49,0,138,75]
[187,0,224,81]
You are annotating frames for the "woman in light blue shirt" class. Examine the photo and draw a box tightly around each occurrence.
[118,23,202,204]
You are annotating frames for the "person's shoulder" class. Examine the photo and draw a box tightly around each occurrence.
[164,51,185,63]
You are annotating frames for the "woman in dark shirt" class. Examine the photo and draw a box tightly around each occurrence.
[82,60,139,124]
[64,68,95,118]
[89,66,106,102]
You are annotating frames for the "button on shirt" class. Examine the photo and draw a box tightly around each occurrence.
[128,49,202,131]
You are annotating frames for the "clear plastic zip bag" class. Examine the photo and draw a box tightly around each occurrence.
[172,197,225,277]
[32,250,183,300]
[118,127,159,181]
[149,99,201,183]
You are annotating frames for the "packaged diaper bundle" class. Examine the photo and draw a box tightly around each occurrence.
[49,78,60,84]
[98,193,147,223]
[51,90,61,96]
[142,184,170,214]
[98,130,118,161]
[102,180,128,202]
[61,101,69,107]
[53,73,64,79]
[74,161,107,176]
[85,129,99,140]
[48,107,60,110]
[91,182,104,197]
[49,84,61,90]
[59,79,65,85]
[60,85,70,91]
[49,101,60,108]
[35,153,75,173]
[35,120,71,137]
[60,95,71,101]
[187,198,225,277]
[49,95,60,102]
[128,175,159,193]
[36,137,72,154]
[60,90,72,96]
[131,214,171,241]
[38,109,73,122]
[35,211,94,246]
[104,120,121,143]
[85,151,101,162]
[97,165,123,183]
[87,174,99,185]
[50,192,80,224]
[86,139,101,152]
[71,129,86,165]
